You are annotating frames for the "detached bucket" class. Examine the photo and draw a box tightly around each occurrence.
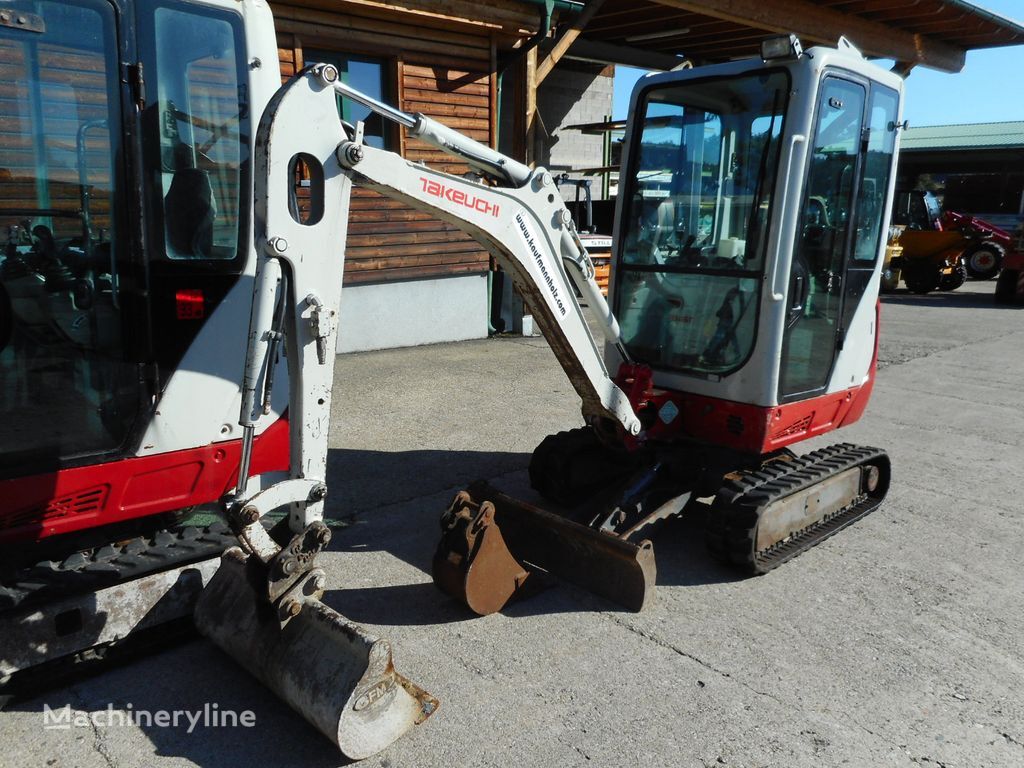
[195,548,437,761]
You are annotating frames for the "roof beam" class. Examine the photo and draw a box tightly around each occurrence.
[652,0,967,72]
[566,38,689,70]
[537,0,607,84]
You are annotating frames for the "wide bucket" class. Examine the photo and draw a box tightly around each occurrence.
[194,548,437,761]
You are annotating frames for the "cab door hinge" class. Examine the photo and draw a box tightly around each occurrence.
[126,62,146,110]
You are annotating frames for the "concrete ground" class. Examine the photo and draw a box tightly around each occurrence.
[3,281,1023,768]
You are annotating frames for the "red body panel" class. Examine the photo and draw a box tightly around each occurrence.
[0,418,290,544]
[616,303,880,455]
[636,380,872,454]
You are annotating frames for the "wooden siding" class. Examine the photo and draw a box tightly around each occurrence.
[273,0,525,284]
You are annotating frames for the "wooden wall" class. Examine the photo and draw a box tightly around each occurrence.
[273,0,535,284]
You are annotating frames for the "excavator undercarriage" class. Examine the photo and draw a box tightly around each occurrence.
[433,429,891,615]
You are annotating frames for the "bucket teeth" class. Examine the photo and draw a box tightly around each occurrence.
[195,548,436,761]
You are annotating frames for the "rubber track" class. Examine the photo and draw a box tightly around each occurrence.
[0,522,237,614]
[529,427,616,507]
[706,443,890,574]
[0,522,239,703]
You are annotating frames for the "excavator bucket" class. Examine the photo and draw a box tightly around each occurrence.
[195,548,436,761]
[433,483,656,615]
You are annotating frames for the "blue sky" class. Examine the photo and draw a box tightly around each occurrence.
[612,0,1024,128]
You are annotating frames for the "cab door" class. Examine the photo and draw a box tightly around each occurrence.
[779,76,866,400]
[0,0,144,474]
[133,0,251,374]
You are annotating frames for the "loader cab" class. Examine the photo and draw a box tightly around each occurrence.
[892,189,942,230]
[0,0,259,479]
[612,39,903,415]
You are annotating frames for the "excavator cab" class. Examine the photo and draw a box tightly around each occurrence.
[1,0,434,758]
[0,0,255,493]
[611,38,903,424]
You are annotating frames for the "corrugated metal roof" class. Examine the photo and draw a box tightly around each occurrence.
[900,121,1024,151]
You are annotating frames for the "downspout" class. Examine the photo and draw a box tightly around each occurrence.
[495,0,585,162]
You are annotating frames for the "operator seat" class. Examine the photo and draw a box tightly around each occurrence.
[163,168,216,258]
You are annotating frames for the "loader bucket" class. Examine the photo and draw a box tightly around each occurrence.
[195,548,436,761]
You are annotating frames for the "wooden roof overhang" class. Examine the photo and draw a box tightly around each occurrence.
[547,0,1024,74]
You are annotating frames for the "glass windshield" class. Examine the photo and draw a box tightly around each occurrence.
[615,70,788,376]
[142,2,249,260]
[0,0,139,469]
[852,85,900,263]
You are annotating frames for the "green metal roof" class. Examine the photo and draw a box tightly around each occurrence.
[900,121,1024,151]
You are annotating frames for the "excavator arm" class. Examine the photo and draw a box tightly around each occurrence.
[327,69,641,439]
[195,64,649,760]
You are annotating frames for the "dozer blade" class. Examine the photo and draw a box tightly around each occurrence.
[195,548,437,761]
[433,482,656,615]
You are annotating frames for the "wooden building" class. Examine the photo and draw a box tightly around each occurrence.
[263,0,1024,353]
[269,0,555,351]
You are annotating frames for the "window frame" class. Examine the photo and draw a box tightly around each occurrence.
[302,46,399,153]
[612,68,792,379]
[135,0,252,270]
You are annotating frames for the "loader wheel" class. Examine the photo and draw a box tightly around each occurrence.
[963,244,1003,280]
[995,269,1020,305]
[903,265,939,294]
[938,264,966,292]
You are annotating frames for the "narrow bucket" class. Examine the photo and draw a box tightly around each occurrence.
[434,483,656,614]
[195,548,437,761]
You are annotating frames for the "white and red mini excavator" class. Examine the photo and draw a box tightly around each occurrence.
[0,0,903,757]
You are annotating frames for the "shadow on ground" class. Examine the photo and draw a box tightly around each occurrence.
[323,447,745,627]
[7,640,353,768]
[6,446,747,768]
[880,285,1012,310]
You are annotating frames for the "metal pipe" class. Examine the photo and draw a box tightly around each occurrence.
[332,80,416,128]
[236,425,255,497]
[517,0,584,12]
[330,74,532,186]
[499,0,553,76]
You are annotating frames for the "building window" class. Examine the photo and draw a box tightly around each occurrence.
[305,49,395,150]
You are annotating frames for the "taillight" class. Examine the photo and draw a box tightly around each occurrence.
[175,288,205,320]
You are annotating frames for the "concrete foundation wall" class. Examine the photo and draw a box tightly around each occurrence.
[337,274,488,353]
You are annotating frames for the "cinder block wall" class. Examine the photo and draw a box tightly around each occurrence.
[537,61,614,202]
